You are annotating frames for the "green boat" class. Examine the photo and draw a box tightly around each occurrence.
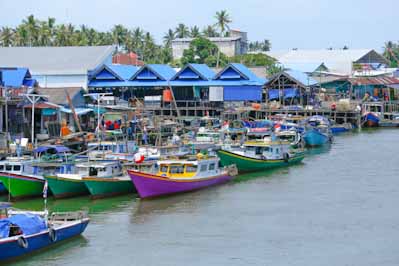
[45,174,89,199]
[217,140,305,173]
[84,177,135,199]
[0,174,44,199]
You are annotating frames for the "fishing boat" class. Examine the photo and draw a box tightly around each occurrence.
[46,161,134,199]
[127,155,238,199]
[0,202,89,262]
[330,122,354,134]
[302,116,333,147]
[361,102,383,127]
[217,139,305,173]
[0,146,76,199]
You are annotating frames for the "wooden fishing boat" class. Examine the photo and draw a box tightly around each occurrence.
[47,161,135,199]
[0,202,89,262]
[0,146,76,199]
[218,140,305,173]
[127,155,237,199]
[302,116,333,147]
[361,102,383,127]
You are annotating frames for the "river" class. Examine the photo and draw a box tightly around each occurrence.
[2,129,399,266]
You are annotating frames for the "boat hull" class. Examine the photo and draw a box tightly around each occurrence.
[303,129,330,147]
[0,174,44,199]
[128,171,233,199]
[217,150,305,173]
[0,219,89,262]
[362,113,379,127]
[45,176,89,199]
[84,178,135,199]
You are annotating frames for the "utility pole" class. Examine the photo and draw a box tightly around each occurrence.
[23,94,48,147]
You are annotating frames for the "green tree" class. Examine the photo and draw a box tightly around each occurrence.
[0,27,14,46]
[202,25,219,37]
[175,23,190,38]
[163,29,175,47]
[181,37,227,67]
[190,26,201,38]
[214,10,232,37]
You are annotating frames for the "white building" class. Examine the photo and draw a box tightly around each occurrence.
[0,45,115,89]
[172,30,248,59]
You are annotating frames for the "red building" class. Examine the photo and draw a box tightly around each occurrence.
[112,52,144,66]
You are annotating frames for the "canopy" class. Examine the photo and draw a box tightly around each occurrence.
[0,214,47,238]
[59,107,93,115]
[34,145,70,154]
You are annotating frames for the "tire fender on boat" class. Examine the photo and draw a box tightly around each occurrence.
[49,228,57,242]
[283,153,289,163]
[17,236,28,249]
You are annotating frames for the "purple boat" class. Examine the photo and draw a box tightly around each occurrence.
[127,156,237,199]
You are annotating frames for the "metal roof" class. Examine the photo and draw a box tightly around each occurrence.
[1,67,34,88]
[172,36,242,43]
[266,49,388,75]
[0,46,116,75]
[171,64,215,81]
[349,76,399,86]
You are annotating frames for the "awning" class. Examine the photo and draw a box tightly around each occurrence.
[34,145,71,153]
[42,108,57,116]
[0,214,47,238]
[59,107,93,115]
[24,102,60,109]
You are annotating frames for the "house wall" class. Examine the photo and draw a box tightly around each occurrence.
[33,74,88,89]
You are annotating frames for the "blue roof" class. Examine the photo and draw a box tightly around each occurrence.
[213,63,266,85]
[1,67,35,88]
[107,64,139,80]
[285,69,318,86]
[88,63,265,88]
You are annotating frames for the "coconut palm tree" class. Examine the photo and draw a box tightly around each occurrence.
[175,23,190,38]
[111,24,128,49]
[163,29,175,47]
[202,25,219,38]
[190,26,201,38]
[214,10,232,37]
[22,15,40,46]
[0,27,14,46]
[14,25,28,46]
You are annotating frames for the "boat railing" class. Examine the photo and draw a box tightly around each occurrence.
[50,211,88,222]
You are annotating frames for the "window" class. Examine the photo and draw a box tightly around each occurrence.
[200,164,207,172]
[160,165,168,173]
[209,163,215,171]
[13,165,21,171]
[6,165,12,171]
[0,165,4,170]
[185,165,197,173]
[170,165,184,174]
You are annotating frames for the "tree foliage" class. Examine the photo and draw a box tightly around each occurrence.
[181,37,228,67]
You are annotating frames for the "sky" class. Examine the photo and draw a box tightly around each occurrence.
[0,0,397,51]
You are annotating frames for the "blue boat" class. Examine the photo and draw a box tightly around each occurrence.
[0,202,89,262]
[362,112,380,127]
[302,116,332,147]
[361,102,383,127]
[330,123,354,134]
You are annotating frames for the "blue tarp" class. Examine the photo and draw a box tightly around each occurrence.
[284,88,300,99]
[268,89,280,100]
[34,145,70,153]
[223,86,262,101]
[0,214,47,238]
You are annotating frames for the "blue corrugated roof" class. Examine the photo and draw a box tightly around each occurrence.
[131,64,176,81]
[107,64,139,80]
[285,69,318,86]
[188,64,215,80]
[213,63,266,85]
[1,67,32,88]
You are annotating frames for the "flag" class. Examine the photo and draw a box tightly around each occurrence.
[43,180,48,199]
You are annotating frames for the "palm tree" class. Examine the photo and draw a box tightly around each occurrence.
[190,26,201,38]
[175,23,189,38]
[163,29,175,47]
[0,27,14,46]
[111,24,128,49]
[22,15,40,46]
[214,10,232,37]
[14,25,28,46]
[202,25,219,38]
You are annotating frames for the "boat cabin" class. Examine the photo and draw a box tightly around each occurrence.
[0,158,74,176]
[242,142,291,160]
[76,161,122,178]
[156,157,220,179]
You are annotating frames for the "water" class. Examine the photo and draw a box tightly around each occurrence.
[2,129,399,266]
